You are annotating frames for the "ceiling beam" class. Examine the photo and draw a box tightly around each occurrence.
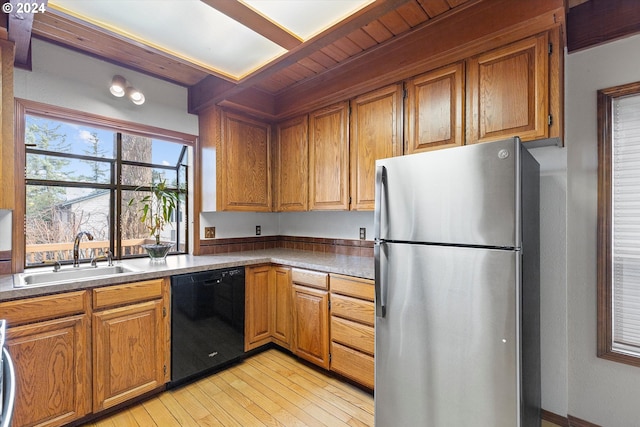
[189,0,414,113]
[7,0,47,67]
[567,0,640,52]
[201,0,302,50]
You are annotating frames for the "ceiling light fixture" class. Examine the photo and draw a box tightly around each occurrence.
[126,86,145,105]
[109,75,126,97]
[109,75,145,105]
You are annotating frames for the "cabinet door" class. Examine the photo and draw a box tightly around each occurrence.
[93,299,165,411]
[219,111,272,211]
[466,32,549,144]
[291,285,329,369]
[309,102,349,210]
[245,265,273,350]
[275,116,308,212]
[272,266,292,348]
[406,62,464,154]
[7,315,91,427]
[350,84,403,210]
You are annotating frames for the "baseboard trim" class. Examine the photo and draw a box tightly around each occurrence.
[542,409,570,426]
[568,415,603,427]
[541,409,602,427]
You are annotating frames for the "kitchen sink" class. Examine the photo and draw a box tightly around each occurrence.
[15,265,139,287]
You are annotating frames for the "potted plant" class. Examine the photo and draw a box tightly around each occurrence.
[129,178,181,261]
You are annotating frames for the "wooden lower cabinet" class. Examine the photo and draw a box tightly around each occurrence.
[245,265,292,351]
[329,274,375,389]
[272,266,292,348]
[0,291,91,427]
[291,268,329,369]
[92,278,169,412]
[245,265,273,350]
[6,314,91,427]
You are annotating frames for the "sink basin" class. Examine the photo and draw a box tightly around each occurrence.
[15,265,139,287]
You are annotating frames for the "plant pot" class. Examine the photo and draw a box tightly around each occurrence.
[141,242,173,262]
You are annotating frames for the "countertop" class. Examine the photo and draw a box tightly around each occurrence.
[0,249,374,301]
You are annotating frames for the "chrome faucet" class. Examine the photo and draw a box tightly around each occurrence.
[73,231,94,267]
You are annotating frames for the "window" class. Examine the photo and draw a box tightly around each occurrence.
[598,81,640,366]
[18,100,195,268]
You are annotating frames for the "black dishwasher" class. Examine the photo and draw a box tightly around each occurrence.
[169,267,245,388]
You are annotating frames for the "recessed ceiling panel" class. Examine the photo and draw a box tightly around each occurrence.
[50,0,287,79]
[242,0,374,39]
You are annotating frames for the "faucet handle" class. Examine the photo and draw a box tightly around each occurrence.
[90,257,98,268]
[106,250,113,266]
[53,261,61,272]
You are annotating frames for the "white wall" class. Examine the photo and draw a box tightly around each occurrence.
[566,33,640,426]
[14,39,198,135]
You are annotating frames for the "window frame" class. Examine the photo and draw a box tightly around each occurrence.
[597,80,640,367]
[14,98,198,270]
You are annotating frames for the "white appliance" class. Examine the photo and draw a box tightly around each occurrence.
[374,137,540,426]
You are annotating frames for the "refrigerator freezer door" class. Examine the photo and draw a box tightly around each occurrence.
[375,243,520,427]
[376,137,520,248]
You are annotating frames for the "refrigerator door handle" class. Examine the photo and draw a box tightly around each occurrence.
[374,165,387,318]
[374,242,386,318]
[374,165,386,242]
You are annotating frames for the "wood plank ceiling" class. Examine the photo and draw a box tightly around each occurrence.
[19,0,588,118]
[28,1,474,108]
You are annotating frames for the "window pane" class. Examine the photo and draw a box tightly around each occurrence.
[26,115,115,158]
[25,185,111,266]
[121,165,177,187]
[612,93,640,354]
[121,190,184,256]
[121,134,184,166]
[26,153,112,184]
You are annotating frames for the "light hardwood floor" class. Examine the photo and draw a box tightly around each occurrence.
[80,348,374,427]
[79,348,563,427]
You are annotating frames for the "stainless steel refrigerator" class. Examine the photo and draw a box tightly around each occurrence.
[374,137,540,427]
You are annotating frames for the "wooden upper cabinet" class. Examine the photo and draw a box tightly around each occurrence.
[309,102,349,210]
[219,111,272,211]
[466,32,550,144]
[406,62,464,154]
[350,84,403,210]
[275,115,308,212]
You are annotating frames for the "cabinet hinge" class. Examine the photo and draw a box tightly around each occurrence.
[163,307,167,317]
[328,300,331,310]
[329,353,332,362]
[403,88,408,99]
[163,365,167,375]
[548,114,553,126]
[548,42,553,55]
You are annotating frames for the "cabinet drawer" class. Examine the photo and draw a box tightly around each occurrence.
[330,274,374,301]
[331,342,374,389]
[331,294,374,326]
[331,316,374,355]
[93,278,164,310]
[292,268,328,290]
[0,290,88,326]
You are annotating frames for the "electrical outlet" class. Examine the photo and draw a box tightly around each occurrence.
[256,225,261,236]
[359,227,366,240]
[204,226,216,239]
